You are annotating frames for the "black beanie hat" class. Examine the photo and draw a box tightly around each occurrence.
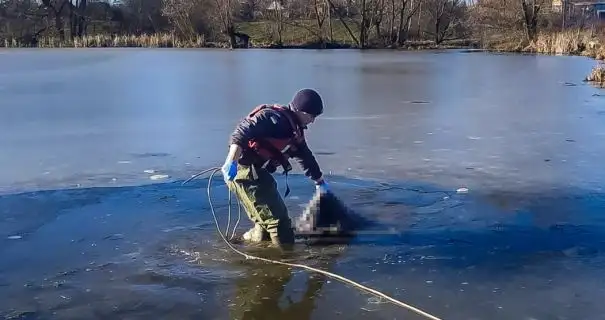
[289,88,324,116]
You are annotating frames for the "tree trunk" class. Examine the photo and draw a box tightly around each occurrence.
[406,0,413,38]
[327,0,333,42]
[78,0,87,37]
[70,0,77,40]
[521,0,540,41]
[388,0,395,43]
[326,0,360,46]
[360,0,367,48]
[395,0,406,46]
[55,12,65,41]
[313,0,325,44]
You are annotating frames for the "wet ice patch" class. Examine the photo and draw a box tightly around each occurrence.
[401,100,430,104]
[150,174,170,180]
[456,187,469,194]
[367,297,386,304]
[143,168,170,180]
[132,152,170,158]
[103,233,124,240]
[162,226,188,233]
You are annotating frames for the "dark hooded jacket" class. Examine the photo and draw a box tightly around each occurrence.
[229,105,323,181]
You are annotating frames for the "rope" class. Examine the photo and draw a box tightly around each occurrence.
[185,167,444,320]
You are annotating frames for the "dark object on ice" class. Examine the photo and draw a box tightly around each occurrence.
[293,190,368,245]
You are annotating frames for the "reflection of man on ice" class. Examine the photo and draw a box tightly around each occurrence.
[221,88,330,249]
[230,263,330,320]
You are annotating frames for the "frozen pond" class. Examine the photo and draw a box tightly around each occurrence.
[1,48,604,319]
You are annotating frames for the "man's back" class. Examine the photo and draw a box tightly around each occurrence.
[231,105,301,146]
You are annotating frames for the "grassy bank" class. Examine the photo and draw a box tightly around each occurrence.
[0,20,477,50]
[237,19,357,48]
[483,29,604,58]
[530,29,604,60]
[1,24,599,56]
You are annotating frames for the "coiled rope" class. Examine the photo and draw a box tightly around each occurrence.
[184,167,444,320]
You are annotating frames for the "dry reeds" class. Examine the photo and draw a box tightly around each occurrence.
[531,29,596,55]
[596,46,605,60]
[585,64,605,87]
[1,33,212,48]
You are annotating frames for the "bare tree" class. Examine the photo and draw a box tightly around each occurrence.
[325,0,359,45]
[311,0,329,43]
[469,0,547,46]
[520,0,542,41]
[161,0,198,37]
[424,0,465,44]
[41,0,69,40]
[69,0,88,39]
[241,0,264,20]
[214,0,240,47]
[265,0,285,45]
[394,0,421,46]
[0,0,49,45]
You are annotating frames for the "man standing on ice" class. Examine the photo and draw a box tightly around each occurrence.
[221,88,330,249]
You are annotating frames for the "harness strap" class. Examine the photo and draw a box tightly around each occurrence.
[256,139,292,173]
[284,172,290,198]
[247,104,301,198]
[249,104,304,143]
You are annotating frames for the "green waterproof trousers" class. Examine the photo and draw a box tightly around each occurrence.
[226,164,295,247]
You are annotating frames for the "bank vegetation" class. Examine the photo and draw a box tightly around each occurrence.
[0,0,602,51]
[586,63,605,87]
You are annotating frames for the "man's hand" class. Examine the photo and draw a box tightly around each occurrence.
[222,160,238,182]
[315,178,330,194]
[222,144,242,182]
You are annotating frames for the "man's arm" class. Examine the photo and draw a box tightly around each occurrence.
[291,140,324,184]
[225,111,276,162]
[224,144,243,163]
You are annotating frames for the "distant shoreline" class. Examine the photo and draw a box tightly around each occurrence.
[0,36,479,51]
[1,33,602,87]
[0,33,600,58]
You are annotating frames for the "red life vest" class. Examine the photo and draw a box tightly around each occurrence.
[246,104,305,174]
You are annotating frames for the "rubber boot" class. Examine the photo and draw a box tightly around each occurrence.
[270,221,295,251]
[243,224,270,243]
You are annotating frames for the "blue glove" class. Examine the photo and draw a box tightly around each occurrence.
[315,179,330,194]
[222,160,237,182]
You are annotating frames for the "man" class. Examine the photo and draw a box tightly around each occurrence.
[221,88,329,249]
